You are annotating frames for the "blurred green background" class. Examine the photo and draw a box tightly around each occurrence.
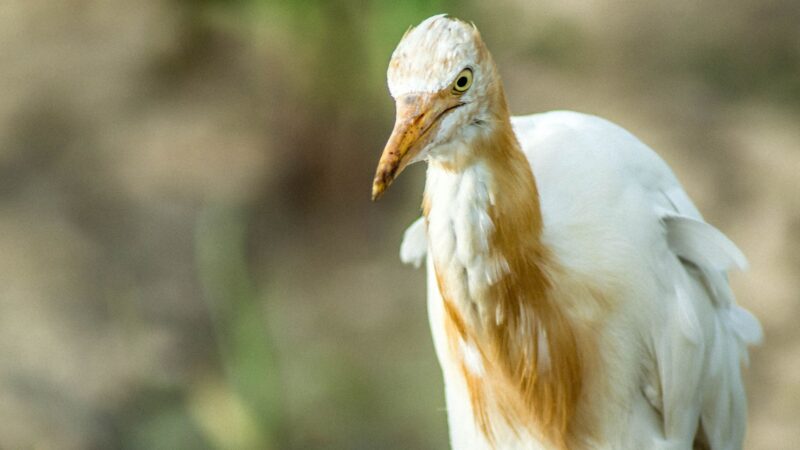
[1,0,798,449]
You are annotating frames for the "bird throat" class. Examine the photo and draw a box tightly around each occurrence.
[423,124,582,448]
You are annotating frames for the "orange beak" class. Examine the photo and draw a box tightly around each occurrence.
[372,91,463,201]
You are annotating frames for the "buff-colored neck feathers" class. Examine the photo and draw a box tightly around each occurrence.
[423,81,581,450]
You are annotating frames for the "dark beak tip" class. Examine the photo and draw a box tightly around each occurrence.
[371,180,387,202]
[372,165,396,202]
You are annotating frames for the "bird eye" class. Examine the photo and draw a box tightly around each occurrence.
[452,68,473,93]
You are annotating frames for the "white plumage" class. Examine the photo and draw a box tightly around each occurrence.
[406,111,761,449]
[373,15,761,450]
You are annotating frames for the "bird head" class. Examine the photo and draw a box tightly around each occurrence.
[372,15,504,200]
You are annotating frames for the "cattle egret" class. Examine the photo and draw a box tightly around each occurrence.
[372,15,761,450]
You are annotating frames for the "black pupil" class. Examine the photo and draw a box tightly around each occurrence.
[457,76,468,88]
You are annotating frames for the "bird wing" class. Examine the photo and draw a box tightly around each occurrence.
[655,194,761,450]
[400,110,761,448]
[399,216,427,268]
[510,111,761,449]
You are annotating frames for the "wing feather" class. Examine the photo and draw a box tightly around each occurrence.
[400,216,427,268]
[662,212,748,272]
[657,177,761,450]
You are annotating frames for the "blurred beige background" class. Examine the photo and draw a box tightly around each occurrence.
[0,0,797,449]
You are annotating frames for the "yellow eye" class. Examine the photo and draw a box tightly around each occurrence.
[452,68,473,93]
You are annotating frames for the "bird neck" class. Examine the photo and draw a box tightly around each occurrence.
[423,117,544,325]
[423,118,581,448]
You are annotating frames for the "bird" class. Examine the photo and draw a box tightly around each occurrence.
[370,15,762,450]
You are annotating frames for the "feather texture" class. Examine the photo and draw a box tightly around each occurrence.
[400,111,760,449]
